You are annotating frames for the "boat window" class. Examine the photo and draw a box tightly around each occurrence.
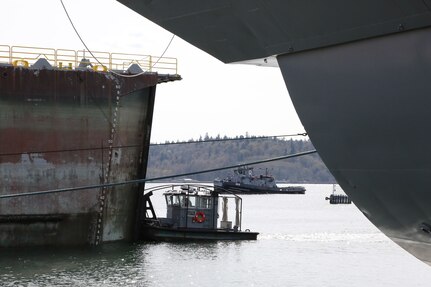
[196,197,212,209]
[178,195,195,208]
[165,195,173,206]
[188,196,196,207]
[172,195,180,206]
[179,195,187,207]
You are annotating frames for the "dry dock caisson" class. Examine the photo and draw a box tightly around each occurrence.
[0,45,180,246]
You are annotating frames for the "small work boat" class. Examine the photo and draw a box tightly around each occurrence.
[139,184,258,241]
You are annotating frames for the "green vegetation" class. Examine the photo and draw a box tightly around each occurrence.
[147,136,335,183]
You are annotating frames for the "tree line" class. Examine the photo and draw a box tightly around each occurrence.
[147,135,336,183]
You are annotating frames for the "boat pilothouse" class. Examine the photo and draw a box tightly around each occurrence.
[164,185,218,229]
[140,184,258,240]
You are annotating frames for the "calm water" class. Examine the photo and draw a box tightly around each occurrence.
[2,184,431,286]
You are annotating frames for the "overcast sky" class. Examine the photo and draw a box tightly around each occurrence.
[3,0,305,143]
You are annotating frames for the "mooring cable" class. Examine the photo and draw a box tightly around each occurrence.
[0,149,317,199]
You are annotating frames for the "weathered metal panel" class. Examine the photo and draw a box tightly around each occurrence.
[0,66,162,246]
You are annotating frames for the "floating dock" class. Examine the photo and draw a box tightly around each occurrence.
[0,45,180,246]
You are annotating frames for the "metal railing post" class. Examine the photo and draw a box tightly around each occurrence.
[149,56,152,72]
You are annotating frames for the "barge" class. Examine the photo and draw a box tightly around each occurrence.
[0,45,180,246]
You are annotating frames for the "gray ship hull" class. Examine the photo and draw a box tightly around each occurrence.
[278,27,431,265]
[118,1,431,264]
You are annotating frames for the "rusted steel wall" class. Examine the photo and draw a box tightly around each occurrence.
[0,66,158,246]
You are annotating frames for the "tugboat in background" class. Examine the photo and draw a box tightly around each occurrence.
[214,166,305,195]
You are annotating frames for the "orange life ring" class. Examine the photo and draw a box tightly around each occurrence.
[193,211,206,223]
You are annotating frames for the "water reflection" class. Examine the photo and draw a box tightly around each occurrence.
[0,241,253,286]
[1,243,144,286]
[2,185,431,287]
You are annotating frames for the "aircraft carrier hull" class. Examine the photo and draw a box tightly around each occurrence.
[0,66,162,246]
[278,27,431,265]
[117,0,431,264]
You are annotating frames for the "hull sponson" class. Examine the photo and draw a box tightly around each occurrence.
[277,27,431,265]
[0,67,158,246]
[118,0,431,63]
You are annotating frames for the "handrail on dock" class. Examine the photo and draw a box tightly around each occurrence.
[0,44,178,74]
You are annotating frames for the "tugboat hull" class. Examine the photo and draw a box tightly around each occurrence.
[142,225,258,241]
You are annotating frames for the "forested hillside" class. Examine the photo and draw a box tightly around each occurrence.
[147,136,336,183]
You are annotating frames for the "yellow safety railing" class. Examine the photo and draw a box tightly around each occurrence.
[0,45,178,74]
[11,46,56,67]
[0,45,11,64]
[56,48,77,70]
